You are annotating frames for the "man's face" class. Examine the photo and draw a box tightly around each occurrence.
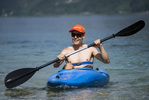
[71,31,85,45]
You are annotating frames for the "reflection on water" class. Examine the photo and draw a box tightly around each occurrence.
[5,87,42,99]
[5,88,37,97]
[46,87,111,100]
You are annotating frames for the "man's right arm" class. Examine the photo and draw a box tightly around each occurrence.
[53,53,65,68]
[53,48,69,68]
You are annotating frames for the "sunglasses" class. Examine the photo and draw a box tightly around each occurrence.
[71,33,84,37]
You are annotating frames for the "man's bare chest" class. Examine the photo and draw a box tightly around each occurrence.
[67,49,93,63]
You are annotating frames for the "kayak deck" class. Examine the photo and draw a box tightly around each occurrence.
[47,68,109,88]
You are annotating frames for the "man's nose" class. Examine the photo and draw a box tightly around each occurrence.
[74,35,78,38]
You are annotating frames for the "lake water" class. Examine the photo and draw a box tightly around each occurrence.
[0,14,149,100]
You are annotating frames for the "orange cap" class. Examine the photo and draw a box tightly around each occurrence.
[69,24,85,34]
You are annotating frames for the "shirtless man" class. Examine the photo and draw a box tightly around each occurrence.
[53,24,110,69]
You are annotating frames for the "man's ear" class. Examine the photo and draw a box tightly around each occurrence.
[83,34,85,39]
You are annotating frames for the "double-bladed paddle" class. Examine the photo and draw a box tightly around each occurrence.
[4,20,145,88]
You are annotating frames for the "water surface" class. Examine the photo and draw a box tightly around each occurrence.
[0,14,149,100]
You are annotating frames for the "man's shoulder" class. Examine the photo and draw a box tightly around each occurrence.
[65,45,73,50]
[88,46,98,52]
[62,46,73,53]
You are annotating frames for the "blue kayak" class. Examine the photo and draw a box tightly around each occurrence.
[47,68,109,88]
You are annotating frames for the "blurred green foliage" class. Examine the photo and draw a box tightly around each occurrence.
[0,0,149,16]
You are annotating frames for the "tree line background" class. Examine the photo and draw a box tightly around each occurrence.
[0,0,149,17]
